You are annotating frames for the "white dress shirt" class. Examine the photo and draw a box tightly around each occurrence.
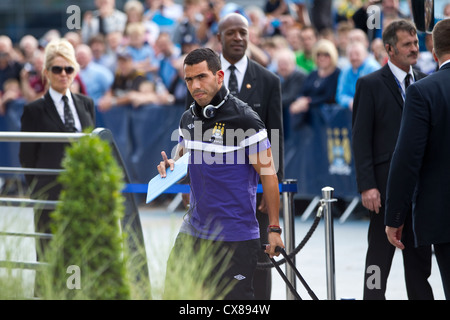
[387,59,415,98]
[220,54,248,93]
[48,87,82,132]
[440,58,450,69]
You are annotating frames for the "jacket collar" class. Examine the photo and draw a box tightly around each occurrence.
[439,59,450,71]
[381,64,404,108]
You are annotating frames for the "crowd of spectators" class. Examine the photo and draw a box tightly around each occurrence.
[1,0,441,116]
[0,0,447,192]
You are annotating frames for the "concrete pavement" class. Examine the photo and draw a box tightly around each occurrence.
[139,204,446,300]
[0,204,446,299]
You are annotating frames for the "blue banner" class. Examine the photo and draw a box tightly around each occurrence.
[284,104,358,198]
[1,100,358,199]
[100,103,185,184]
[0,99,25,170]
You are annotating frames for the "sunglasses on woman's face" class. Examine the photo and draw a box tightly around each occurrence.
[50,66,75,75]
[317,52,330,57]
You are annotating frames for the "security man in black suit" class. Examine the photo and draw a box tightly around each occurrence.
[352,19,433,300]
[217,12,283,300]
[385,18,450,300]
[19,39,95,278]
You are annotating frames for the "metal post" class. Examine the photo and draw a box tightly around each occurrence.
[321,186,337,300]
[282,179,297,300]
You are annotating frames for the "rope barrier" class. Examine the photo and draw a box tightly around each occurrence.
[256,201,325,269]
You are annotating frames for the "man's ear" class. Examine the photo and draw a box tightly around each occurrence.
[384,43,390,55]
[216,69,224,85]
[385,43,395,56]
[432,48,439,63]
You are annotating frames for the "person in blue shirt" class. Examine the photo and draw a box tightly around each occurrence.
[125,22,159,80]
[154,32,180,90]
[76,44,114,106]
[336,41,380,110]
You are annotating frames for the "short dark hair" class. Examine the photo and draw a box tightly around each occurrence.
[183,48,221,74]
[382,19,417,51]
[301,25,318,38]
[433,18,450,59]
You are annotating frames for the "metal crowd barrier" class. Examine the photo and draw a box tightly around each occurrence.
[280,184,337,300]
[0,128,150,287]
[321,187,337,300]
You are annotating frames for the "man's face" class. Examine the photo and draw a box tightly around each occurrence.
[218,15,248,64]
[389,30,419,71]
[382,0,399,17]
[75,49,90,69]
[348,45,366,69]
[90,41,105,59]
[300,29,316,52]
[0,42,10,66]
[184,60,224,107]
[276,55,295,79]
[117,57,133,75]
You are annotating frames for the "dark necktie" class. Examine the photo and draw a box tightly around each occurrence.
[228,65,239,95]
[62,95,76,132]
[98,15,106,35]
[405,74,411,90]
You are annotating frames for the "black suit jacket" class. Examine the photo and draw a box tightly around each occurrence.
[280,69,307,109]
[385,62,450,246]
[234,58,284,180]
[352,64,426,203]
[19,91,95,200]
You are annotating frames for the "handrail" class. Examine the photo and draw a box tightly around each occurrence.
[0,128,150,296]
[0,231,53,239]
[0,131,86,142]
[0,197,58,209]
[0,167,63,175]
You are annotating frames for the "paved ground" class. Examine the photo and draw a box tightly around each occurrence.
[0,204,446,300]
[140,203,446,300]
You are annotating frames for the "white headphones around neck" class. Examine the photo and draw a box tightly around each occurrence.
[190,90,230,119]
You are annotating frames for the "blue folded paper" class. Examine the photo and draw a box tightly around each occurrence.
[146,152,190,204]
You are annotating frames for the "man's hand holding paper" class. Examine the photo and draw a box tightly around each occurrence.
[157,151,175,178]
[146,151,189,204]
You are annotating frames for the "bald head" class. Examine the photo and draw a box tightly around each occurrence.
[217,13,249,64]
[0,36,13,67]
[75,44,93,69]
[0,35,13,52]
[347,42,368,69]
[218,13,249,33]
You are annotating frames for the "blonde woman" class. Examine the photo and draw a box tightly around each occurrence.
[19,39,95,287]
[289,39,340,115]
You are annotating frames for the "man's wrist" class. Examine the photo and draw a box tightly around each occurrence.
[267,225,282,234]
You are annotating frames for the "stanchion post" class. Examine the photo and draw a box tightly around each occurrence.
[321,186,337,300]
[282,179,297,300]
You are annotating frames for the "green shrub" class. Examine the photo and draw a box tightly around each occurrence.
[40,133,131,299]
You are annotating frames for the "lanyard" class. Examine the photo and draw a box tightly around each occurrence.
[393,74,413,101]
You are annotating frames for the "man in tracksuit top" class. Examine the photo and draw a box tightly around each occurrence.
[158,48,284,300]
